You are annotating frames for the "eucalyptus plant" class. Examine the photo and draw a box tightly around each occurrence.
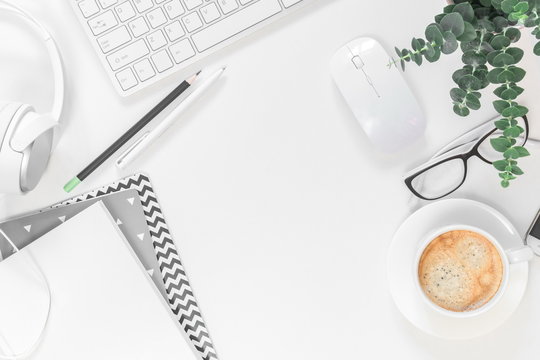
[393,0,540,188]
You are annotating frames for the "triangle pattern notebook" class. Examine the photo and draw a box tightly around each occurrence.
[0,202,196,359]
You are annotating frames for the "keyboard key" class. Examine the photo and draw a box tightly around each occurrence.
[97,26,132,53]
[183,0,203,10]
[78,0,100,18]
[192,0,281,51]
[147,30,167,50]
[201,3,220,23]
[134,59,156,81]
[133,0,154,12]
[151,50,174,72]
[147,8,167,28]
[164,21,185,41]
[115,68,138,90]
[88,10,118,35]
[128,16,150,37]
[239,0,254,4]
[115,1,136,21]
[169,39,195,63]
[156,0,166,3]
[182,12,203,32]
[281,0,301,7]
[107,39,150,70]
[217,0,238,14]
[164,0,185,19]
[98,0,118,8]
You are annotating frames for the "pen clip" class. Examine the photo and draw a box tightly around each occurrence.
[115,132,149,168]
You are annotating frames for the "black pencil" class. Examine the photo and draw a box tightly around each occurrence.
[64,70,201,193]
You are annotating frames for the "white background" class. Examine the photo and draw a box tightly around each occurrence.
[2,0,540,358]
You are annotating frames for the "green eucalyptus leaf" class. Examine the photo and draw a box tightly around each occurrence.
[501,179,510,188]
[506,47,524,63]
[434,13,446,24]
[509,84,524,95]
[488,68,504,83]
[491,137,512,152]
[413,51,423,65]
[452,68,472,84]
[508,12,521,21]
[494,119,510,130]
[443,5,455,14]
[465,93,481,110]
[514,146,530,156]
[497,69,515,82]
[534,41,540,55]
[501,88,519,99]
[453,2,475,22]
[457,22,477,42]
[491,35,511,50]
[458,74,482,90]
[412,38,421,51]
[425,42,436,57]
[477,18,496,32]
[486,50,502,66]
[440,13,465,37]
[493,86,506,98]
[450,87,467,101]
[453,104,470,116]
[480,0,494,6]
[505,27,521,42]
[424,47,441,62]
[504,147,520,159]
[514,1,529,13]
[493,99,510,113]
[493,16,509,31]
[509,66,526,82]
[492,52,516,66]
[502,105,528,117]
[503,126,523,137]
[501,0,518,14]
[442,31,459,54]
[511,165,524,175]
[493,160,508,171]
[462,50,487,65]
[425,24,444,46]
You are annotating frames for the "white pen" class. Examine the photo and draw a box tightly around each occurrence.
[115,66,226,169]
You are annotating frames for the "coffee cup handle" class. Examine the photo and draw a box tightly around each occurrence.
[506,246,534,264]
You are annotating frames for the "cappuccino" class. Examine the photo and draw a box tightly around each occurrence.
[418,230,504,312]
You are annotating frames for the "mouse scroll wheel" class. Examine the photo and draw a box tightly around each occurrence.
[351,55,364,69]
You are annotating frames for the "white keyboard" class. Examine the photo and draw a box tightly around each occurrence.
[70,0,310,96]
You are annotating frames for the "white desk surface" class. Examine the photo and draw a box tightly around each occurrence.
[2,0,540,358]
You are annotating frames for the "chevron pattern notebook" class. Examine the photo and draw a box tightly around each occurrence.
[53,174,218,360]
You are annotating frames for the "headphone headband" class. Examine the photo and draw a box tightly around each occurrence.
[0,0,64,122]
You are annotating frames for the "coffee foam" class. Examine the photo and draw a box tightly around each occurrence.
[418,230,504,312]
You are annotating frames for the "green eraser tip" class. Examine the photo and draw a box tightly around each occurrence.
[64,177,81,193]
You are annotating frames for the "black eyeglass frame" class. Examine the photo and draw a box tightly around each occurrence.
[404,116,529,201]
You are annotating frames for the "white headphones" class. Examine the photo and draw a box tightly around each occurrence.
[0,0,64,194]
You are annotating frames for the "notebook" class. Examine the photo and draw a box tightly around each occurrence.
[0,174,218,360]
[0,202,197,359]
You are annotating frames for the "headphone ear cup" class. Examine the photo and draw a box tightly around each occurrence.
[12,111,56,192]
[20,126,53,192]
[0,102,28,193]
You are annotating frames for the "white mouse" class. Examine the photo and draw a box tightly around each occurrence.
[330,37,426,152]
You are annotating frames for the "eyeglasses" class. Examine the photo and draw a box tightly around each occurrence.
[404,116,529,201]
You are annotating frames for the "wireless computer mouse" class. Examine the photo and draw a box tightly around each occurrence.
[330,37,426,152]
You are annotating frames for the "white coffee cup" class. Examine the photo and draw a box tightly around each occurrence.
[414,224,533,318]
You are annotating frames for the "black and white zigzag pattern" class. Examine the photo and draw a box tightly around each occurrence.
[55,174,218,360]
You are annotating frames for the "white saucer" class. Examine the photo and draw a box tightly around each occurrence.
[387,199,528,339]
